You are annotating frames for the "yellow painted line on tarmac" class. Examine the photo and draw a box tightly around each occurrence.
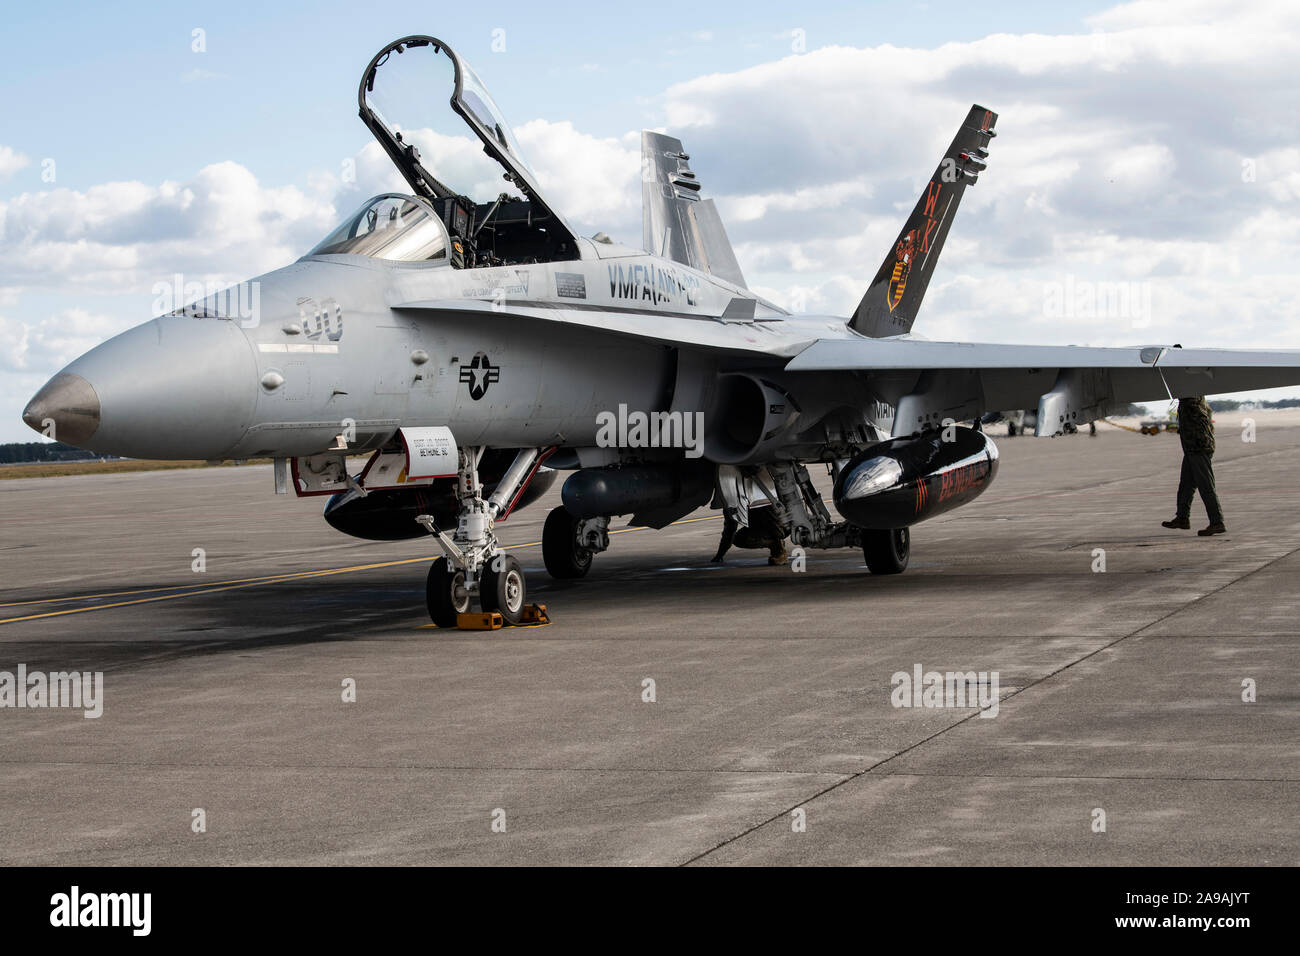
[0,581,242,609]
[0,567,403,610]
[0,512,724,628]
[0,560,452,610]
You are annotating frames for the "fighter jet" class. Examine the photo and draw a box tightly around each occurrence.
[22,35,1300,626]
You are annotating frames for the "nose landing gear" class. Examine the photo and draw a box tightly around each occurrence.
[416,446,546,627]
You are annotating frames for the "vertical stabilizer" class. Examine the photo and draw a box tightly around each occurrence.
[850,105,997,337]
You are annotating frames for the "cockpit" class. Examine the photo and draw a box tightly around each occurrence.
[346,35,579,269]
[308,194,449,262]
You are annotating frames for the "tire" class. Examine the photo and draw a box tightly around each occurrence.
[863,527,910,575]
[542,505,593,579]
[426,557,470,628]
[481,553,527,625]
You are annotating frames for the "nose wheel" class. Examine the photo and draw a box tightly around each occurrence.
[426,557,472,628]
[416,446,546,628]
[481,553,527,625]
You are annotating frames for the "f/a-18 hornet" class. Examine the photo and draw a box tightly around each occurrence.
[23,35,1300,625]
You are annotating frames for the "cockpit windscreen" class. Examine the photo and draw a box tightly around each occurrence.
[308,195,449,261]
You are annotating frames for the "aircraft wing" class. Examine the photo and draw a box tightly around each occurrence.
[786,337,1300,434]
[392,298,810,356]
[397,299,1300,391]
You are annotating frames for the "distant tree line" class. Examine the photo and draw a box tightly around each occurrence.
[0,442,115,464]
[1208,398,1300,412]
[1097,402,1149,417]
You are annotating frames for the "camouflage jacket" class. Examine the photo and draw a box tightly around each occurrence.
[1178,398,1215,455]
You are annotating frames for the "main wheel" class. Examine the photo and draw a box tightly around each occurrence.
[481,553,526,625]
[426,557,470,628]
[542,505,593,579]
[864,527,910,575]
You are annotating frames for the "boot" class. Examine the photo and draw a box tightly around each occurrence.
[1161,515,1190,530]
[1198,522,1226,536]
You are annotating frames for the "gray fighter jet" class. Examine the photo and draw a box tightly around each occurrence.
[22,35,1300,625]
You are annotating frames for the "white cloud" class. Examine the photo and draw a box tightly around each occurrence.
[0,308,137,374]
[514,121,641,240]
[0,146,29,181]
[720,180,873,223]
[317,120,643,244]
[0,162,337,293]
[641,0,1300,354]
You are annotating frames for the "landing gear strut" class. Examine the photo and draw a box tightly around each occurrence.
[416,446,545,626]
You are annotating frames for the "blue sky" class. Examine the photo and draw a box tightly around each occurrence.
[0,0,1116,195]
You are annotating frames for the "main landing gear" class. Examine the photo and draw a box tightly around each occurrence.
[416,446,543,627]
[862,526,910,575]
[541,507,608,579]
[756,460,914,576]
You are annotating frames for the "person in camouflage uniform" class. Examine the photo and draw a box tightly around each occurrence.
[713,505,789,565]
[1162,396,1225,536]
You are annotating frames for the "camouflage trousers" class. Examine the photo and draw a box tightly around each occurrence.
[1176,452,1223,524]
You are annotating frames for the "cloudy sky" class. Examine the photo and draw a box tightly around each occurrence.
[2,0,1299,442]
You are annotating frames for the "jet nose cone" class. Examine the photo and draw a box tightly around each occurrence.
[33,316,257,460]
[22,372,101,446]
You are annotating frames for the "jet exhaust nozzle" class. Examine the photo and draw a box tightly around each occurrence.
[834,427,998,529]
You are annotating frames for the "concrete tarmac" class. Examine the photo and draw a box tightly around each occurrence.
[0,420,1297,865]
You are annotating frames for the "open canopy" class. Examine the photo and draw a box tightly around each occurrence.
[357,36,578,265]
